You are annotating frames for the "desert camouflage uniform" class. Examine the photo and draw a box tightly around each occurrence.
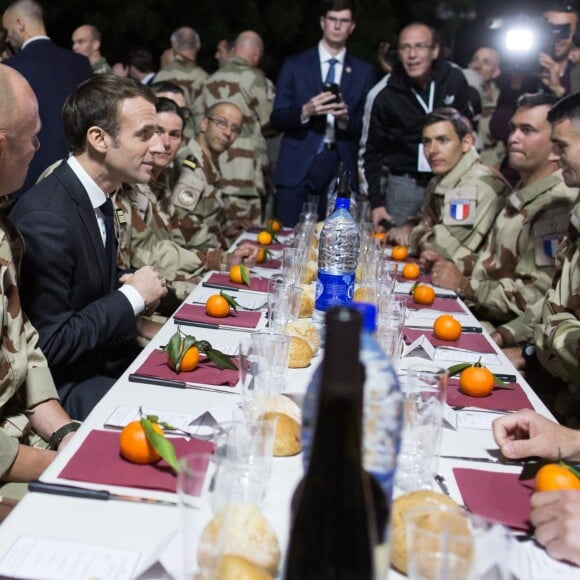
[457,170,577,327]
[409,148,510,265]
[154,55,208,110]
[0,215,56,477]
[195,55,273,225]
[92,57,112,75]
[171,139,227,251]
[112,170,224,300]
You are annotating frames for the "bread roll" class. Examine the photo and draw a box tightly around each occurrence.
[288,336,313,368]
[215,555,273,580]
[302,260,318,284]
[299,284,315,318]
[265,393,302,424]
[197,503,280,575]
[390,490,465,575]
[261,411,301,456]
[286,320,320,355]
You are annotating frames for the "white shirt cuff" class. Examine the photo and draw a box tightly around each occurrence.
[118,285,145,315]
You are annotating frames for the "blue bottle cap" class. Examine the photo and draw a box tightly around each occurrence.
[334,197,350,211]
[349,302,377,332]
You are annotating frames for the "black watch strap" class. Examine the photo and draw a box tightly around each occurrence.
[48,422,80,450]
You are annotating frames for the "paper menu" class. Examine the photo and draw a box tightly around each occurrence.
[0,536,140,580]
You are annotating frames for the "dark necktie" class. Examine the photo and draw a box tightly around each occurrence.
[100,198,115,273]
[317,58,339,154]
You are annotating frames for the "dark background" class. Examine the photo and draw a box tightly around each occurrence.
[0,0,548,78]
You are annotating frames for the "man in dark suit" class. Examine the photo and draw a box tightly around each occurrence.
[10,75,168,421]
[2,0,93,197]
[270,0,376,226]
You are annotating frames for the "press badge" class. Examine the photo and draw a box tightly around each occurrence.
[534,214,568,266]
[442,185,477,226]
[417,144,431,173]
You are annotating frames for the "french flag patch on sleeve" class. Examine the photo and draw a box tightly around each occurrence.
[450,200,470,221]
[543,235,563,258]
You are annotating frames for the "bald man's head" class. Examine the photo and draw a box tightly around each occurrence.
[2,0,46,51]
[234,31,264,67]
[0,65,40,196]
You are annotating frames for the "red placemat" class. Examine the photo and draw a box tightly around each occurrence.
[59,430,214,493]
[447,378,534,411]
[242,239,288,251]
[397,273,432,285]
[256,258,282,270]
[403,328,496,353]
[175,304,261,329]
[133,349,239,387]
[453,468,534,531]
[404,295,465,313]
[204,272,270,293]
[246,226,293,236]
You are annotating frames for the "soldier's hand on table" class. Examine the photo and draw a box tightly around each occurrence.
[419,249,444,269]
[229,243,258,267]
[371,206,393,231]
[502,346,525,370]
[388,224,412,246]
[530,490,580,566]
[122,266,168,306]
[492,408,580,461]
[430,260,465,290]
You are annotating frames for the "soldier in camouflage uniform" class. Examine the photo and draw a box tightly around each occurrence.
[0,65,76,492]
[432,93,577,329]
[171,101,251,250]
[388,108,510,265]
[71,25,111,74]
[195,31,273,226]
[153,27,207,112]
[113,98,257,303]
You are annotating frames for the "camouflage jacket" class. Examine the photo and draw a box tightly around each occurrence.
[0,215,58,476]
[535,196,580,386]
[195,55,273,198]
[459,170,577,325]
[409,148,510,265]
[92,56,112,75]
[112,172,223,299]
[153,55,208,110]
[171,139,227,251]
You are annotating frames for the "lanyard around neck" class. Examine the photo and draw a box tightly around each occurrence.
[412,81,435,114]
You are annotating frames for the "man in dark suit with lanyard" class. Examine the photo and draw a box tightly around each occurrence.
[271,0,375,226]
[2,0,93,198]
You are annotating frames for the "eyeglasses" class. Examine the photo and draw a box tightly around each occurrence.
[325,16,353,26]
[398,43,434,55]
[207,116,242,135]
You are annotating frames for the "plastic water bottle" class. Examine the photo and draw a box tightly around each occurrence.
[302,303,403,502]
[313,171,360,325]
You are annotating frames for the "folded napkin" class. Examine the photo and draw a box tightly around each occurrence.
[204,272,270,293]
[255,258,282,270]
[133,349,239,387]
[447,378,534,411]
[403,327,496,354]
[246,226,293,236]
[243,239,288,251]
[453,468,534,531]
[59,429,214,493]
[404,295,465,313]
[174,304,261,329]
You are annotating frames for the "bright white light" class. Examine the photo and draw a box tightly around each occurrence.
[505,28,534,52]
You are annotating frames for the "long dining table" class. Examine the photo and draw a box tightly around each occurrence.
[0,228,576,580]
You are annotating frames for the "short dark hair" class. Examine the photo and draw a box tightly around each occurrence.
[150,81,186,97]
[320,0,356,18]
[155,96,187,128]
[63,74,155,154]
[399,22,439,47]
[423,107,472,139]
[544,0,577,13]
[548,92,580,123]
[517,92,560,110]
[126,47,155,74]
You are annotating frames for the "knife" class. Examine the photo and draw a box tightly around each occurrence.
[173,319,255,333]
[29,481,176,506]
[128,373,238,394]
[405,325,483,333]
[439,455,525,466]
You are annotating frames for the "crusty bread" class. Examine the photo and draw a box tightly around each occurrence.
[286,320,320,355]
[288,336,313,368]
[302,260,318,284]
[197,503,280,575]
[215,555,273,580]
[299,284,315,318]
[390,490,466,575]
[261,411,301,456]
[265,393,302,424]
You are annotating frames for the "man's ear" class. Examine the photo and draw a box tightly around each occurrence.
[86,126,110,154]
[432,43,440,61]
[199,116,209,133]
[462,132,475,153]
[0,133,7,160]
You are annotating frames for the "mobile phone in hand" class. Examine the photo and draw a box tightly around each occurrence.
[322,81,341,104]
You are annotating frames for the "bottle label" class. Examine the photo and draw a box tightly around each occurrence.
[315,271,355,312]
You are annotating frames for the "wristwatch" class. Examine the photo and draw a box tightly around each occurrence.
[521,343,539,369]
[48,422,80,450]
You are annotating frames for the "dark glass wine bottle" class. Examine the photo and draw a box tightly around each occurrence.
[284,306,377,580]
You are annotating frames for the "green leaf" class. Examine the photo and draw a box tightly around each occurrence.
[145,414,159,423]
[493,374,507,387]
[205,347,237,370]
[563,461,580,479]
[447,362,472,377]
[240,264,251,286]
[157,420,178,431]
[220,290,240,314]
[141,417,180,473]
[408,281,419,295]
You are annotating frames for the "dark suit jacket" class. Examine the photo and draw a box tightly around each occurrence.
[10,162,139,400]
[271,47,375,189]
[4,39,93,196]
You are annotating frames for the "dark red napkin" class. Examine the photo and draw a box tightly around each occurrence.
[404,295,465,313]
[242,239,288,251]
[256,258,282,270]
[205,272,270,293]
[133,349,239,387]
[174,304,261,329]
[246,226,293,236]
[453,468,534,530]
[397,273,432,284]
[403,327,496,353]
[59,430,214,494]
[447,378,534,411]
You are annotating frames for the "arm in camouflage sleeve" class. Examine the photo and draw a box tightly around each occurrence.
[496,294,544,346]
